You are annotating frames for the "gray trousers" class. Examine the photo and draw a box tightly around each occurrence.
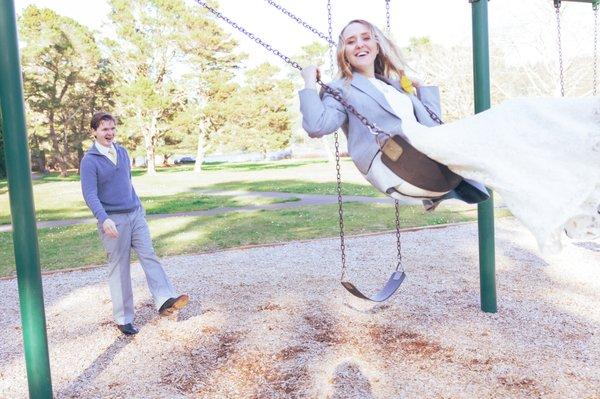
[99,207,175,324]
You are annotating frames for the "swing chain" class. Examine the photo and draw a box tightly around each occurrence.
[264,0,336,47]
[194,0,389,136]
[196,0,445,134]
[594,3,598,96]
[327,0,335,73]
[327,0,346,281]
[394,200,404,272]
[317,80,388,135]
[424,105,444,125]
[194,0,302,70]
[196,0,411,290]
[326,0,403,280]
[327,0,348,281]
[555,1,565,96]
[334,130,347,280]
[320,78,444,136]
[385,0,391,33]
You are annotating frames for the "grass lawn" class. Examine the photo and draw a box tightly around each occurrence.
[0,159,375,225]
[0,159,510,278]
[0,203,509,278]
[205,180,382,197]
[0,191,299,225]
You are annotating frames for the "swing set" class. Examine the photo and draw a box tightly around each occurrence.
[0,0,598,397]
[195,0,474,302]
[193,0,599,301]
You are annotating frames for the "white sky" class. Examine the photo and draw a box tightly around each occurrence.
[13,0,598,71]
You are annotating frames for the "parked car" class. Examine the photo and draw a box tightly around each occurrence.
[173,155,196,165]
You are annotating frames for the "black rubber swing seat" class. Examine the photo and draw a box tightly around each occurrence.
[341,270,406,302]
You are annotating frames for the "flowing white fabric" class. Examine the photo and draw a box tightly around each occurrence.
[365,78,451,198]
[400,96,600,253]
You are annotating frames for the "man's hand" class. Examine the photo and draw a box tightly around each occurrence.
[102,218,119,238]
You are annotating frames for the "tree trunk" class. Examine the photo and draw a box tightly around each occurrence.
[48,112,68,176]
[194,119,210,173]
[144,132,156,175]
[145,114,158,175]
[59,128,69,177]
[194,132,206,173]
[38,150,47,174]
[76,145,84,174]
[30,134,47,174]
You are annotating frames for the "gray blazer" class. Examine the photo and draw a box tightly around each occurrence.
[299,72,441,174]
[298,72,489,204]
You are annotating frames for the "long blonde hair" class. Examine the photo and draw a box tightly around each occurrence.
[336,19,409,82]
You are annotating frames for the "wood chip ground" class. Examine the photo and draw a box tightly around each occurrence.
[0,219,599,398]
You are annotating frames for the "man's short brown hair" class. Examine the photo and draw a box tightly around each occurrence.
[90,112,116,130]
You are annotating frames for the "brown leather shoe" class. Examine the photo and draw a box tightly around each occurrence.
[159,294,189,315]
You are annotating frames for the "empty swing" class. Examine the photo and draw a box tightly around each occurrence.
[193,0,472,301]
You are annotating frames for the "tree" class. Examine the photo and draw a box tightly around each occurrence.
[108,0,184,174]
[406,36,595,124]
[178,69,239,172]
[290,41,337,161]
[293,41,331,77]
[215,63,294,156]
[109,0,240,174]
[174,4,241,172]
[19,6,115,176]
[25,110,49,173]
[406,0,596,120]
[404,37,476,121]
[198,69,240,167]
[489,0,596,98]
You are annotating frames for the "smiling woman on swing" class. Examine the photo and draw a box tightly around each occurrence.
[299,19,600,253]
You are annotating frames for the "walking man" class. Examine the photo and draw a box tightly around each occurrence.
[80,112,188,335]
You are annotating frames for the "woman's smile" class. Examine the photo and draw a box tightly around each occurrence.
[343,22,379,76]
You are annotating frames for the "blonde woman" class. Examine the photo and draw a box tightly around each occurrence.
[299,19,600,252]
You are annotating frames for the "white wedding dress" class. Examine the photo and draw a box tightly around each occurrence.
[401,96,600,253]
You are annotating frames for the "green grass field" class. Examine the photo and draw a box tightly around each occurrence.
[0,159,507,277]
[0,203,497,277]
[0,159,374,225]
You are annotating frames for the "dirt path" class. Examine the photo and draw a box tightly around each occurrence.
[1,218,597,398]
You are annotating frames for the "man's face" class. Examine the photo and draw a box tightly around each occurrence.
[93,119,116,148]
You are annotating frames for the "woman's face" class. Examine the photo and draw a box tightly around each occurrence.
[342,22,379,76]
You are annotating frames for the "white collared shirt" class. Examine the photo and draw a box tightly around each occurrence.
[95,141,117,165]
[368,78,420,130]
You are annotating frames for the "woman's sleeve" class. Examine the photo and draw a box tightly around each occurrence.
[298,87,348,138]
[416,86,442,118]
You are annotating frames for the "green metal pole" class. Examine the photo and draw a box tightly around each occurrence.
[0,0,53,397]
[471,0,497,313]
